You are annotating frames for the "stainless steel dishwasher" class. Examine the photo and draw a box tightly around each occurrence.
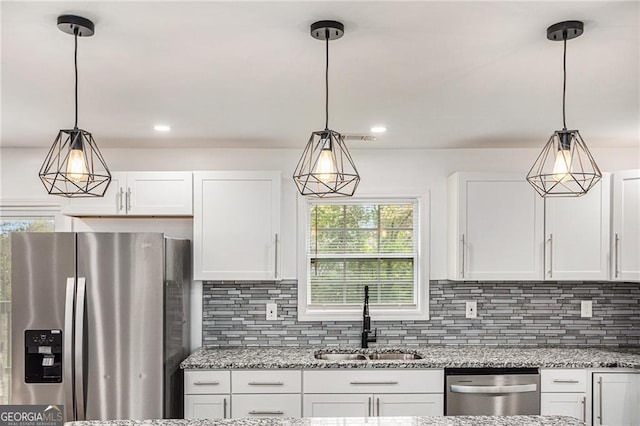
[445,367,540,416]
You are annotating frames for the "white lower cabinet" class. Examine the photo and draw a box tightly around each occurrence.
[540,369,588,424]
[184,370,231,419]
[230,370,302,419]
[184,394,229,419]
[302,369,444,418]
[593,372,640,426]
[303,393,443,418]
[541,393,587,422]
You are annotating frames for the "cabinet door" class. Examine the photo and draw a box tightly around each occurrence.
[376,393,443,417]
[231,394,301,418]
[540,393,587,423]
[62,172,126,216]
[448,173,544,280]
[545,174,610,280]
[593,373,640,426]
[194,171,281,281]
[126,172,193,216]
[612,170,640,281]
[184,394,228,419]
[303,394,371,417]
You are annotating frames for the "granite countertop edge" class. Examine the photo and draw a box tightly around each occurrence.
[66,415,587,426]
[179,345,640,370]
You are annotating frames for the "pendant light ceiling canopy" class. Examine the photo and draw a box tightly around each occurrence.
[526,20,601,198]
[293,20,360,198]
[39,15,111,198]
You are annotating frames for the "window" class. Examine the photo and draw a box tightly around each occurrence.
[298,196,429,321]
[0,206,63,404]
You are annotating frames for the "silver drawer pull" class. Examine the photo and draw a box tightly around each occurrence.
[451,384,537,394]
[349,381,398,385]
[552,379,580,383]
[248,381,284,386]
[193,381,219,385]
[249,410,284,415]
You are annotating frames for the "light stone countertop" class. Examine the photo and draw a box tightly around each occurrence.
[180,345,640,370]
[66,415,586,426]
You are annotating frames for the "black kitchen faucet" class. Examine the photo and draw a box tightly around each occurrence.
[361,285,377,348]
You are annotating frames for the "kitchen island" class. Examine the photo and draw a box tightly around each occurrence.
[181,345,640,369]
[67,415,586,426]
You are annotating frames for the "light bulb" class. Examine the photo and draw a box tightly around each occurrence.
[315,149,336,183]
[552,148,572,182]
[67,148,88,182]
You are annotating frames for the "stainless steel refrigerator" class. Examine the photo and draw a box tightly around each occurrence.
[11,232,190,421]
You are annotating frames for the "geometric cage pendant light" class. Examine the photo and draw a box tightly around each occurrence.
[526,21,602,197]
[293,20,360,198]
[39,15,112,197]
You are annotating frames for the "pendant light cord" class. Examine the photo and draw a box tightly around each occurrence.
[74,30,79,129]
[325,29,329,130]
[562,34,567,130]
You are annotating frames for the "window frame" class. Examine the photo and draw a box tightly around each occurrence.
[297,193,430,322]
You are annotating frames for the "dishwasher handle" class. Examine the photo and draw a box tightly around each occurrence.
[450,384,537,394]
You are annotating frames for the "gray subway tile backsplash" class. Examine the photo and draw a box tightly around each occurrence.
[201,280,640,347]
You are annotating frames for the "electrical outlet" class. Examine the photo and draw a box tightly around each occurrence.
[581,300,593,318]
[465,301,477,319]
[266,303,278,321]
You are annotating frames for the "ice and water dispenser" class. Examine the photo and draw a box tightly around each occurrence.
[24,329,62,383]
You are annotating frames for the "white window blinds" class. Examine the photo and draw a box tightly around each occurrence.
[307,202,418,307]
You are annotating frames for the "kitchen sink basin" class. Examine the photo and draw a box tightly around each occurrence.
[314,352,422,361]
[314,353,369,361]
[368,353,422,360]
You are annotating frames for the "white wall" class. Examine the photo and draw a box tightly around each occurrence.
[2,146,639,349]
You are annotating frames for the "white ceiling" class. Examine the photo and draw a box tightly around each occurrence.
[1,1,639,150]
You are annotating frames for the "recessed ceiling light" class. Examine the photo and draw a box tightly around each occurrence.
[370,126,387,134]
[154,124,171,132]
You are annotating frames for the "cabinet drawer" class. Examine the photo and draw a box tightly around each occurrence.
[541,369,587,392]
[303,369,443,394]
[232,370,301,393]
[232,394,301,418]
[185,370,231,394]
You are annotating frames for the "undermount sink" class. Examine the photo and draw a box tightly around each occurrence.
[368,353,422,360]
[314,352,422,361]
[314,353,369,361]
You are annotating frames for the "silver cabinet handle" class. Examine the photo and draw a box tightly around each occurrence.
[126,187,132,212]
[547,234,553,278]
[349,381,399,385]
[74,278,87,420]
[248,410,284,415]
[376,397,380,416]
[368,397,372,417]
[223,397,227,419]
[552,379,579,383]
[118,187,124,211]
[274,233,279,279]
[615,233,620,278]
[460,234,466,278]
[450,384,537,394]
[193,381,219,385]
[582,395,586,422]
[248,381,284,386]
[63,278,75,422]
[598,376,603,425]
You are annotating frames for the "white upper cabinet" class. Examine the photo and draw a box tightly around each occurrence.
[612,170,640,281]
[448,173,544,281]
[544,173,610,280]
[193,171,281,281]
[63,171,193,216]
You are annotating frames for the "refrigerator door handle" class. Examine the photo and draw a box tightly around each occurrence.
[74,278,87,421]
[64,278,76,421]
